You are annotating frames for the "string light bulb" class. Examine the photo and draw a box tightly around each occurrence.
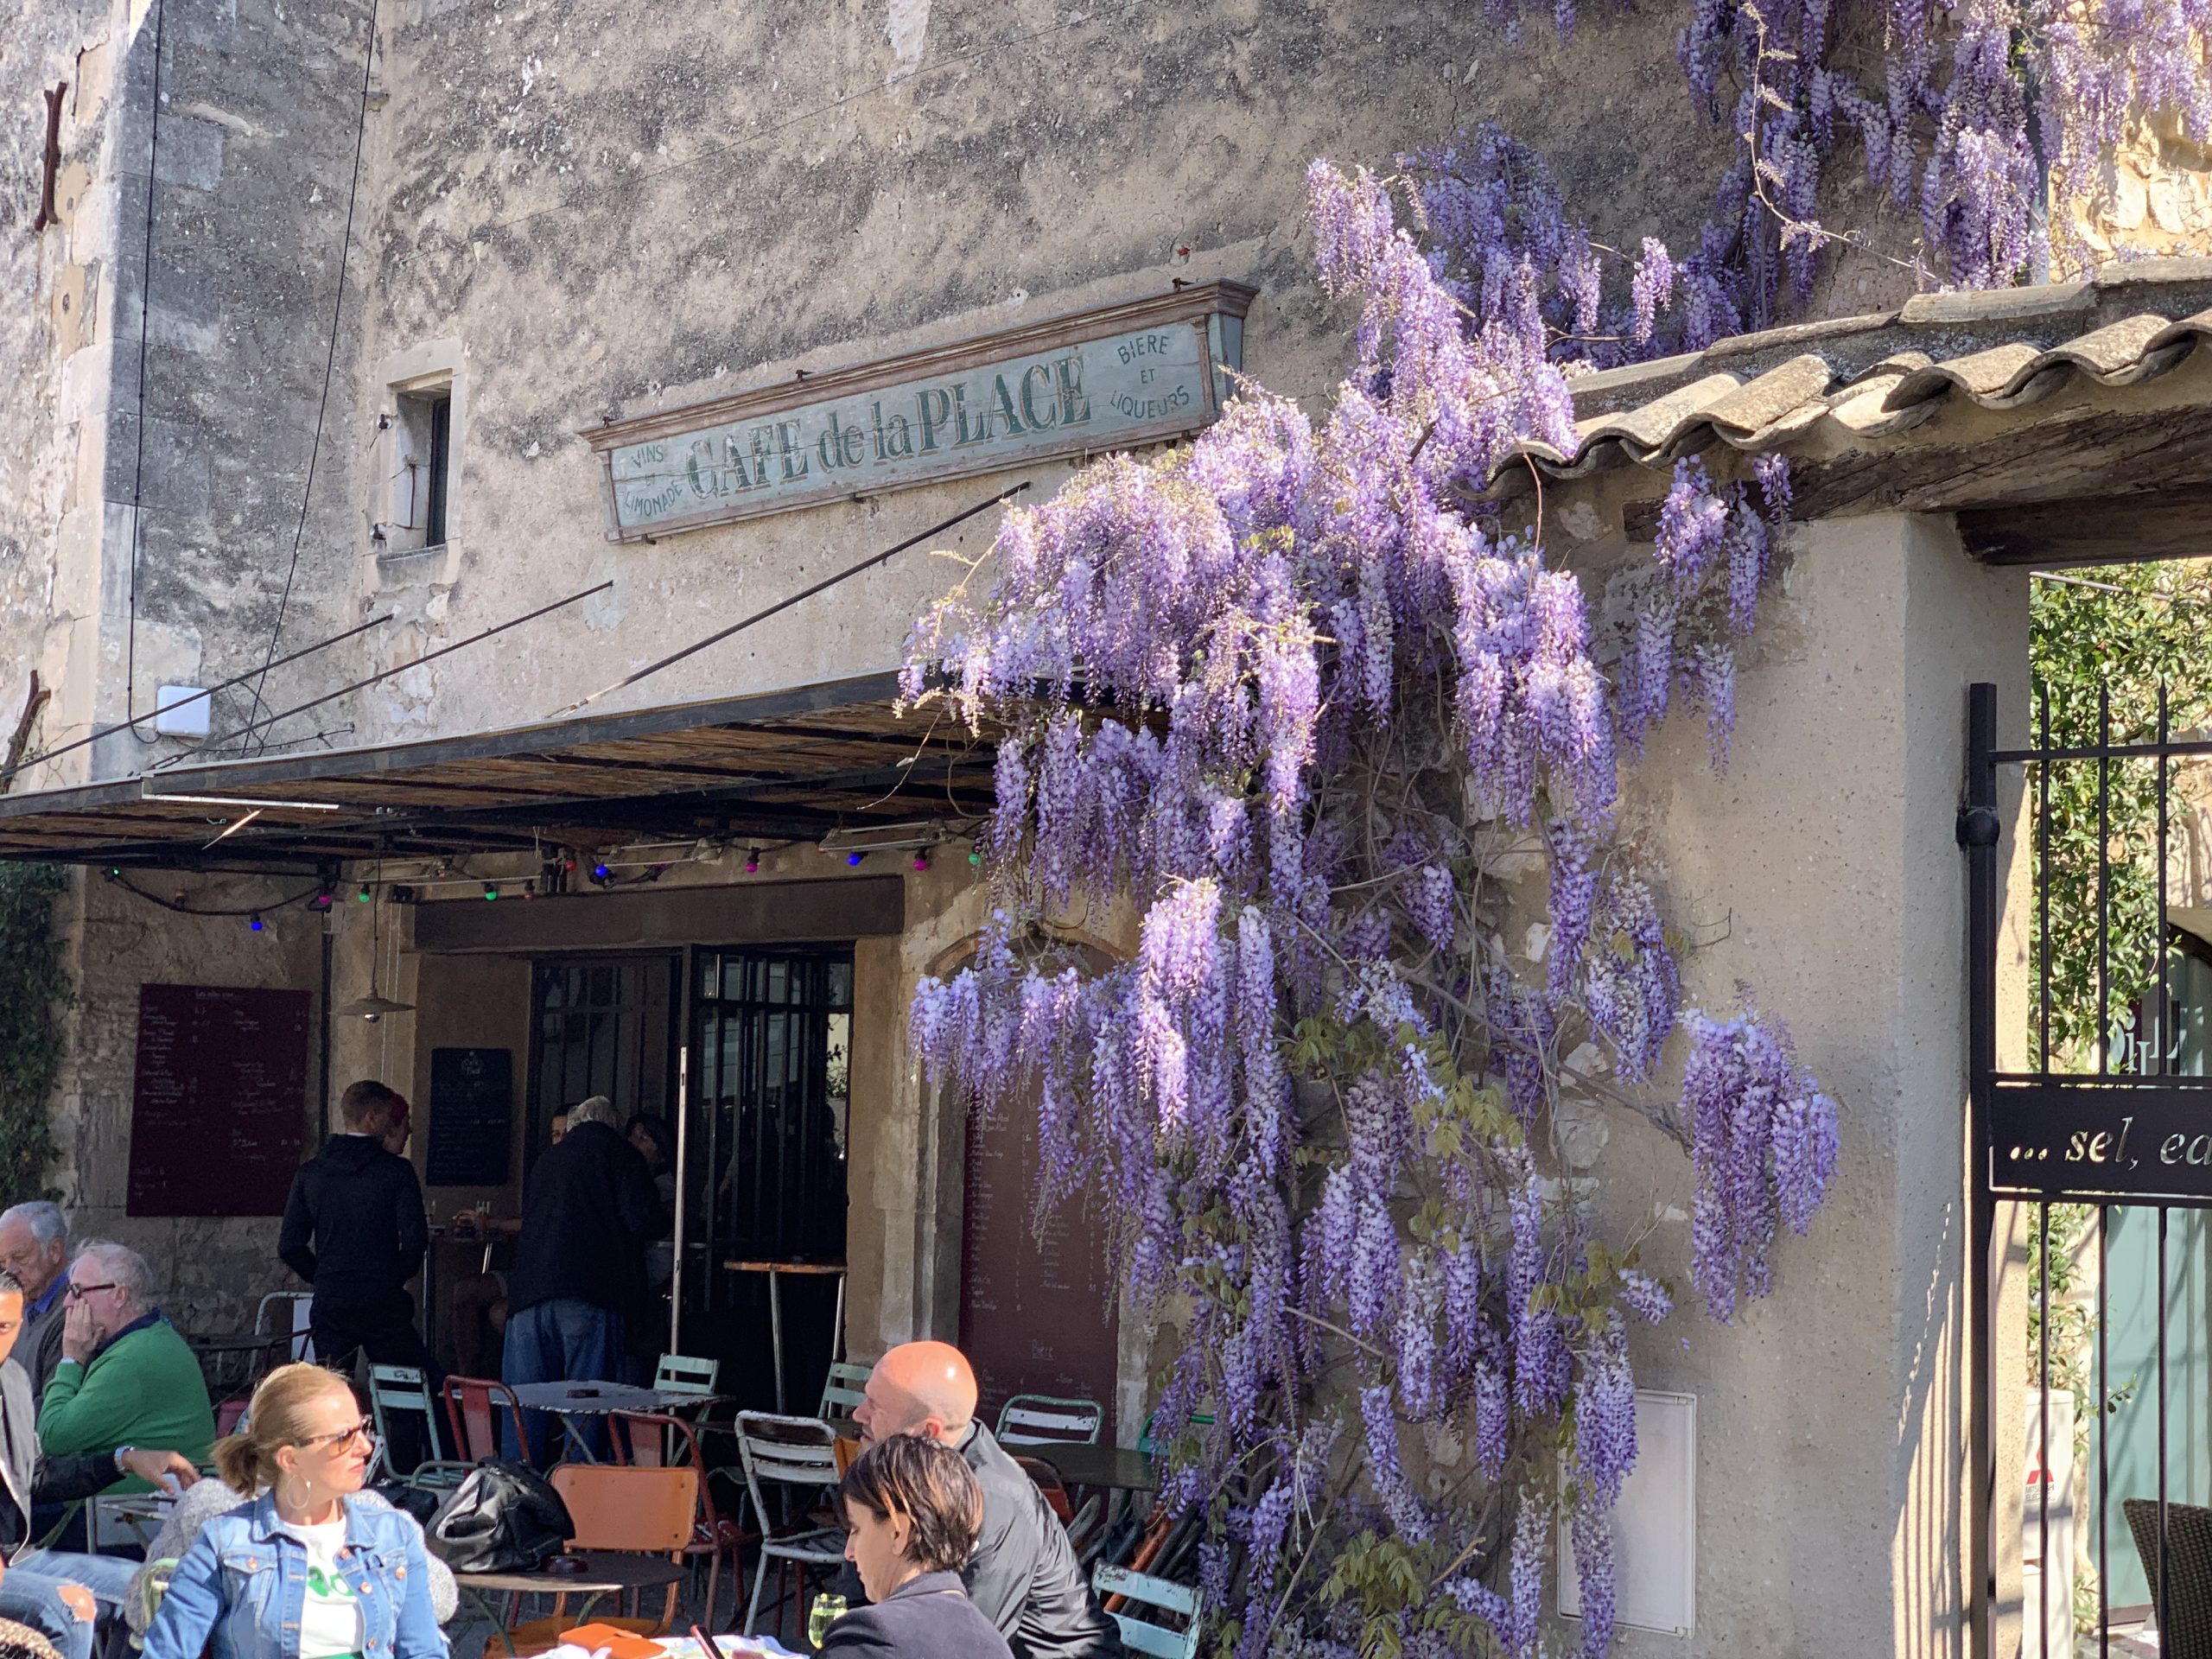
[744,849,760,874]
[483,882,499,901]
[357,883,372,903]
[912,850,930,872]
[248,913,264,932]
[846,851,865,867]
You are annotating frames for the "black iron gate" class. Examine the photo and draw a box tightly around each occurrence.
[1968,679,2212,1659]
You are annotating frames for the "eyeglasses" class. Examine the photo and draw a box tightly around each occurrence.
[292,1419,377,1453]
[63,1281,118,1301]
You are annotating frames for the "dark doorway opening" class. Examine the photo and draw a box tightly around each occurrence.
[681,947,853,1413]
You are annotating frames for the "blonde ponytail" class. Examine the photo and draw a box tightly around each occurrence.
[214,1363,357,1496]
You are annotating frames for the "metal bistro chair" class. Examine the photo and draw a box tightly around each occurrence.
[998,1394,1104,1447]
[485,1464,697,1659]
[817,1360,871,1426]
[366,1364,472,1491]
[2126,1497,2212,1659]
[607,1409,741,1630]
[1094,1563,1203,1659]
[443,1374,533,1465]
[735,1412,847,1641]
[253,1291,315,1363]
[653,1353,721,1398]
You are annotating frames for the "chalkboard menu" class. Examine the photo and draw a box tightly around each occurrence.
[128,983,310,1217]
[958,1089,1121,1425]
[426,1047,512,1187]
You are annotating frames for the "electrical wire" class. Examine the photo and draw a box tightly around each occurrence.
[240,0,382,752]
[554,483,1027,715]
[122,0,168,738]
[103,869,326,917]
[2,613,391,784]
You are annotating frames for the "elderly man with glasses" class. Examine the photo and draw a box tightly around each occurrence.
[36,1241,217,1494]
[0,1268,200,1659]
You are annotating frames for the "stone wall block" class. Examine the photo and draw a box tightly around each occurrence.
[151,115,226,193]
[102,413,213,518]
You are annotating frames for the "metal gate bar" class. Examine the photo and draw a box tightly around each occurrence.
[1969,677,2212,1659]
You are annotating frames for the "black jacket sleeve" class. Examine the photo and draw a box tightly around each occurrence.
[278,1166,318,1284]
[394,1163,429,1285]
[33,1448,119,1504]
[616,1147,664,1248]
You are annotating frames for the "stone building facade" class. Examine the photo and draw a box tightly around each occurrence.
[6,3,2212,1656]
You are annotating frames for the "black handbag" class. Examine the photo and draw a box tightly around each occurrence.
[424,1462,575,1573]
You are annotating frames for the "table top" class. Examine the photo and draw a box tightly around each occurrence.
[452,1551,685,1596]
[506,1382,721,1416]
[722,1259,847,1274]
[1033,1442,1158,1492]
[183,1332,291,1353]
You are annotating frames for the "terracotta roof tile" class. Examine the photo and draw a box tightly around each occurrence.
[1477,257,2212,499]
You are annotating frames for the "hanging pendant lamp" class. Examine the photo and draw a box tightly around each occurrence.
[337,875,415,1020]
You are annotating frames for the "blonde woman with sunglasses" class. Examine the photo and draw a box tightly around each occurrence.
[139,1364,450,1659]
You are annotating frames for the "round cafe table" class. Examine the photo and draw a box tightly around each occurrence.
[505,1381,726,1461]
[453,1553,685,1656]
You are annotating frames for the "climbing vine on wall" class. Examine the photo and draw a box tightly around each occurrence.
[898,4,2212,1652]
[0,863,69,1206]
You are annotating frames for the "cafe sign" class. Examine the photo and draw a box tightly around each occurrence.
[1989,1077,2212,1204]
[588,281,1259,542]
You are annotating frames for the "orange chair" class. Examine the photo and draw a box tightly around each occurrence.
[443,1375,532,1465]
[479,1464,696,1659]
[606,1410,739,1630]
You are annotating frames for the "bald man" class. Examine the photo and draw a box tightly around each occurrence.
[845,1341,1122,1659]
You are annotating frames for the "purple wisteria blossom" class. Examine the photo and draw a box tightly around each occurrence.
[899,145,1840,1659]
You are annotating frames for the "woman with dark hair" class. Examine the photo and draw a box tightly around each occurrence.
[824,1433,1012,1658]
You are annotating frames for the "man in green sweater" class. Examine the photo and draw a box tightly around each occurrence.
[37,1240,215,1496]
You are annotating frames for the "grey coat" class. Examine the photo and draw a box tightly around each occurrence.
[0,1355,125,1559]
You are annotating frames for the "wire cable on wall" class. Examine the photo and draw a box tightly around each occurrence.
[121,0,168,740]
[239,0,382,753]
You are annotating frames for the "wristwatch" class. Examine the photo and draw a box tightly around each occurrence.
[112,1445,134,1475]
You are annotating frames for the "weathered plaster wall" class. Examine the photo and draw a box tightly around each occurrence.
[61,866,327,1330]
[1497,505,2031,1658]
[322,0,1759,742]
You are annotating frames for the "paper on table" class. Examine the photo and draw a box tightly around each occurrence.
[630,1639,802,1659]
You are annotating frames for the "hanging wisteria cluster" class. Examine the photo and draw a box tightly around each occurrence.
[902,158,1839,1659]
[1411,0,2212,365]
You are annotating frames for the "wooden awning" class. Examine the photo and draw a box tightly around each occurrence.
[0,671,997,870]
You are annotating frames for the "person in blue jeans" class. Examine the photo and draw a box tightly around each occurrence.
[0,1268,202,1659]
[142,1362,448,1659]
[499,1095,664,1462]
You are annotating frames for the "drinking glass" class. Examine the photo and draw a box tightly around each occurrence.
[807,1592,848,1649]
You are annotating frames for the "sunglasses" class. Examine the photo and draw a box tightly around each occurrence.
[293,1418,378,1453]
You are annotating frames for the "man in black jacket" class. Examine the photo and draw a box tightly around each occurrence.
[278,1079,434,1381]
[848,1342,1122,1659]
[0,1271,200,1659]
[500,1094,664,1460]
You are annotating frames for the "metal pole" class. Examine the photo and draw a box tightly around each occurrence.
[1964,681,1999,1659]
[671,1039,690,1358]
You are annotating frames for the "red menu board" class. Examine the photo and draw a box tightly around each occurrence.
[958,1089,1122,1430]
[128,983,311,1217]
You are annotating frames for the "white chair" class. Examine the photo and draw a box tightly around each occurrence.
[997,1394,1104,1446]
[735,1412,846,1639]
[1094,1563,1203,1659]
[254,1291,315,1363]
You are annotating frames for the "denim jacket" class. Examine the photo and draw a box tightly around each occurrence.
[142,1490,448,1659]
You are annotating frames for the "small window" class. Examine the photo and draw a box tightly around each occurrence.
[385,378,455,555]
[424,394,452,547]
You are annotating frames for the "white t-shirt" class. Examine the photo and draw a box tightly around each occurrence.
[293,1517,365,1659]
